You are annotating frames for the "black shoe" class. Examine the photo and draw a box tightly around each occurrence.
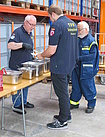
[53,115,71,123]
[12,105,26,115]
[47,120,68,130]
[85,107,94,113]
[70,104,79,110]
[24,102,34,108]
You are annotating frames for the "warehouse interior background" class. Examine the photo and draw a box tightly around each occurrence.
[1,0,105,137]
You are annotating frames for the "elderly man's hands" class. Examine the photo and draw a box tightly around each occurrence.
[37,53,43,60]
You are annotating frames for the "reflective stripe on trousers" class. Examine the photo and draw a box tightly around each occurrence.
[70,100,79,105]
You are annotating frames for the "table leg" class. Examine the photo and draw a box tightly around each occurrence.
[1,97,4,130]
[50,81,53,99]
[21,89,26,136]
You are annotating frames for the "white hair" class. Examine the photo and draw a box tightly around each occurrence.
[78,21,89,32]
[24,15,36,22]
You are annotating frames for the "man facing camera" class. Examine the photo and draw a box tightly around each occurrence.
[70,21,99,113]
[8,15,36,114]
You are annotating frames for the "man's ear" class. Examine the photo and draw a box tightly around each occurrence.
[52,12,55,17]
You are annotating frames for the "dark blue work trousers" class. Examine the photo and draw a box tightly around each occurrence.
[51,73,71,123]
[70,67,96,107]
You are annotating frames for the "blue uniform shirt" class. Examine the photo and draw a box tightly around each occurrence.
[8,25,33,70]
[49,16,78,75]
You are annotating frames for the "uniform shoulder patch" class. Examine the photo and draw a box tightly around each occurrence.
[51,28,55,31]
[10,33,15,39]
[50,27,55,36]
[50,30,55,36]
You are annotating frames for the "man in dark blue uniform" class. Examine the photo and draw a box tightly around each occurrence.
[70,21,99,113]
[37,4,78,129]
[8,15,36,114]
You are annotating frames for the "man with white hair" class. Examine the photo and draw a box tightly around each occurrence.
[8,15,36,114]
[70,21,99,113]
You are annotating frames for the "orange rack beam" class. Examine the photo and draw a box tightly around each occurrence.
[66,14,99,23]
[0,5,99,23]
[0,5,48,16]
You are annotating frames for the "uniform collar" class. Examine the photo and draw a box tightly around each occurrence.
[78,34,89,40]
[57,15,65,21]
[21,25,32,36]
[82,34,89,40]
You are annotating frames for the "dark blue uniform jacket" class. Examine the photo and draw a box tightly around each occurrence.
[78,33,99,79]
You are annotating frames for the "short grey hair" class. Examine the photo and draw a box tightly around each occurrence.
[24,15,36,22]
[78,21,89,32]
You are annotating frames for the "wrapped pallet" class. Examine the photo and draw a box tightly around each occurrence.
[91,0,99,18]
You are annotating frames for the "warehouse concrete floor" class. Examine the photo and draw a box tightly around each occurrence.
[0,81,105,137]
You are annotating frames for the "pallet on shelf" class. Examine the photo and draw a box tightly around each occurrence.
[12,1,31,8]
[68,11,80,16]
[63,10,69,15]
[82,13,87,17]
[0,0,48,11]
[87,14,91,18]
[76,12,80,16]
[25,2,30,9]
[92,16,99,20]
[69,11,76,16]
[0,0,31,8]
[82,13,91,18]
[30,3,48,11]
[0,0,12,6]
[40,6,48,11]
[12,1,25,8]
